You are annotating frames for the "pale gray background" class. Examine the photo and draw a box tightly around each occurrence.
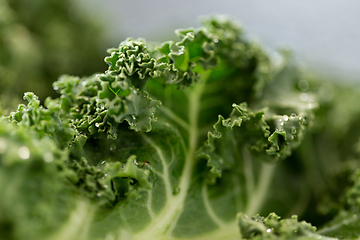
[78,0,360,82]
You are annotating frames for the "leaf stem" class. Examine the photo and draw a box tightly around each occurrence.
[202,182,226,227]
[242,147,255,207]
[160,105,190,130]
[133,71,211,239]
[245,161,276,216]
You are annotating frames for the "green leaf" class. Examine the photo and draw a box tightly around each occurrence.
[4,15,358,240]
[7,92,76,149]
[104,38,164,89]
[316,169,360,239]
[0,119,76,240]
[238,212,335,240]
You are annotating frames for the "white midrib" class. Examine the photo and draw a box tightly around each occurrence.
[49,199,94,240]
[134,74,208,240]
[244,161,276,216]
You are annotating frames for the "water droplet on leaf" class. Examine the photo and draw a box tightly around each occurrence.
[298,79,309,91]
[110,144,116,151]
[300,93,309,101]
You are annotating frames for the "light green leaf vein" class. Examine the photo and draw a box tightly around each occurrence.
[202,182,226,228]
[160,106,189,130]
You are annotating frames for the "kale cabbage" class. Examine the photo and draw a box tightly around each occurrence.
[1,16,360,240]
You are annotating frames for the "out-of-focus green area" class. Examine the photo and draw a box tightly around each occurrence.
[0,0,109,113]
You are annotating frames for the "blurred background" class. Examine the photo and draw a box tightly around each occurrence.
[1,0,359,111]
[79,0,360,81]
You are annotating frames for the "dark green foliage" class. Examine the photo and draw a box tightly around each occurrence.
[1,14,360,240]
